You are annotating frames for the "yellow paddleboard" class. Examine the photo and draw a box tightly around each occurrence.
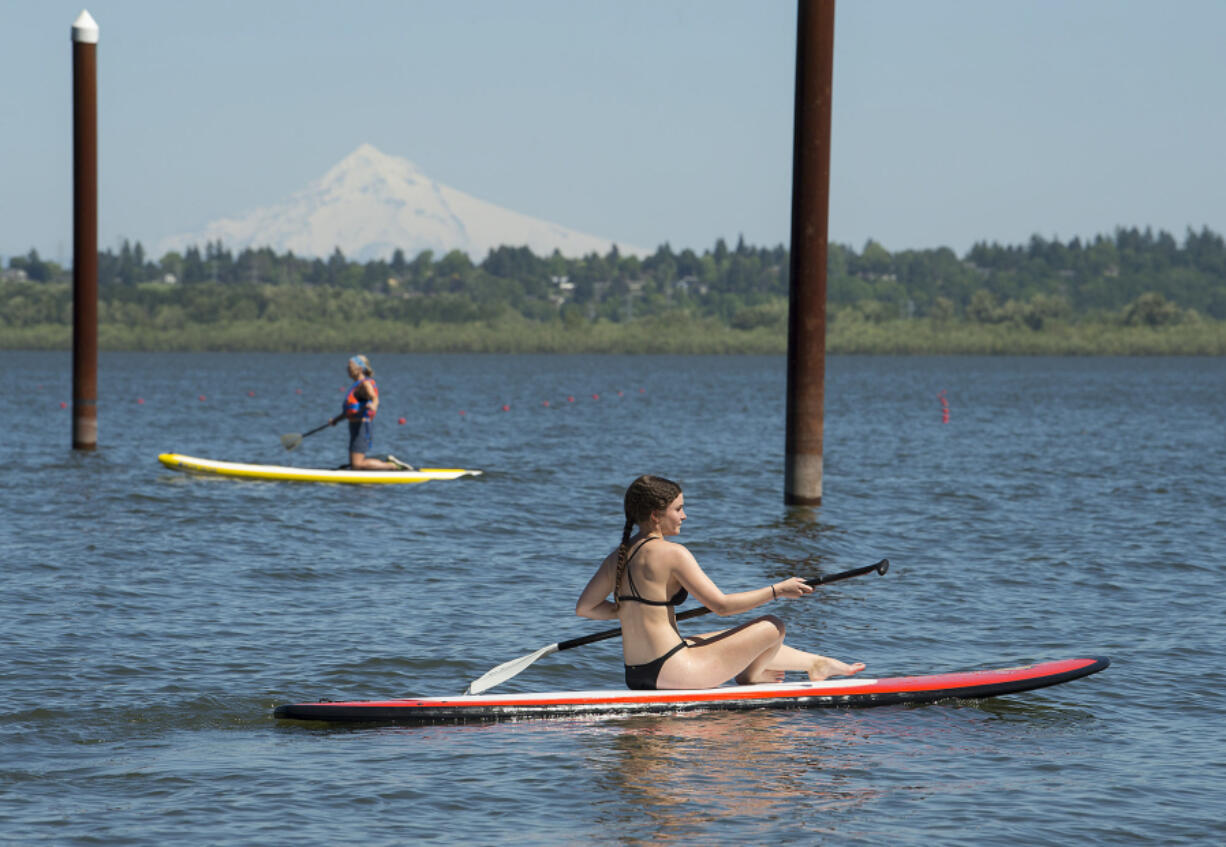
[158,453,482,485]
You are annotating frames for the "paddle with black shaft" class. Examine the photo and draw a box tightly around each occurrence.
[463,558,889,695]
[280,415,342,451]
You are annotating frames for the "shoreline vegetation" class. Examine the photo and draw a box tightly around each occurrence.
[3,226,1225,354]
[4,313,1223,355]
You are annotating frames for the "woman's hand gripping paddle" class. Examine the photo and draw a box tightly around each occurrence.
[463,558,889,695]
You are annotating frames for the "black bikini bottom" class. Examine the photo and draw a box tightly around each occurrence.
[624,641,687,690]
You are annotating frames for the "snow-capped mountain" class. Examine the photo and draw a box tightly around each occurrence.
[156,144,647,261]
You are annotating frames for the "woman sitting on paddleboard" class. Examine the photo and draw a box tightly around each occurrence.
[577,475,865,690]
[331,355,408,471]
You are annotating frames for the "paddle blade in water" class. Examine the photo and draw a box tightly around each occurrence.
[281,433,303,451]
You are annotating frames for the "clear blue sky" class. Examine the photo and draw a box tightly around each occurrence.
[4,0,1224,264]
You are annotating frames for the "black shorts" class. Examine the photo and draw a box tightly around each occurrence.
[348,419,373,454]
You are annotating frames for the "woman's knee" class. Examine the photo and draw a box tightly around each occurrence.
[752,615,786,640]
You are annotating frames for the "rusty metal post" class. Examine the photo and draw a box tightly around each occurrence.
[785,0,834,506]
[72,11,99,451]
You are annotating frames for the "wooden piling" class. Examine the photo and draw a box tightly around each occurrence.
[72,10,99,451]
[784,0,835,506]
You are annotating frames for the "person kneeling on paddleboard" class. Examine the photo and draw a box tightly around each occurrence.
[331,355,410,471]
[576,475,865,691]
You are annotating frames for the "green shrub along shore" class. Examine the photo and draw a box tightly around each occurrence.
[4,226,1225,354]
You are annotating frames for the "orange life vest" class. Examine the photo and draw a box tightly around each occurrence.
[343,378,378,421]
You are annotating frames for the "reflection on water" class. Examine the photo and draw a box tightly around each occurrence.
[578,694,1105,842]
[780,504,823,528]
[590,710,881,839]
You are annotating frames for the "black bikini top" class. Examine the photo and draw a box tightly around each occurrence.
[616,537,688,607]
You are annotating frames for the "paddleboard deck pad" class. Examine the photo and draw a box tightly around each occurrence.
[274,656,1109,724]
[158,453,482,485]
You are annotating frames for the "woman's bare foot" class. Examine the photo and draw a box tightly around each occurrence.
[808,658,866,681]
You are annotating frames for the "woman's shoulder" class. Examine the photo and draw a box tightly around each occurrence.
[647,537,694,563]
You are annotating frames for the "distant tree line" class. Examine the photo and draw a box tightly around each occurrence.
[3,226,1225,340]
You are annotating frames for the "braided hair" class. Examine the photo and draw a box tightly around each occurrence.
[612,475,682,609]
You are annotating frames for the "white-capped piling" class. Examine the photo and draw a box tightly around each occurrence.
[72,10,99,450]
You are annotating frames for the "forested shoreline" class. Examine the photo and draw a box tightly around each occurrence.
[3,226,1225,354]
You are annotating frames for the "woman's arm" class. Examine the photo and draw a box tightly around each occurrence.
[576,553,619,620]
[671,545,811,615]
[360,379,379,415]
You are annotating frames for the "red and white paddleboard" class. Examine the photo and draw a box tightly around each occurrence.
[274,656,1109,724]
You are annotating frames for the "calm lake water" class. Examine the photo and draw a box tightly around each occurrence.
[2,351,1223,845]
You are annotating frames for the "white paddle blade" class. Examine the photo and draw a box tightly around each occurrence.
[280,433,303,451]
[465,643,560,695]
